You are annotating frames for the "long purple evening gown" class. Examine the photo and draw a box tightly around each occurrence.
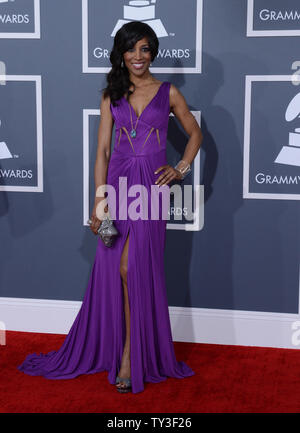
[17,81,195,394]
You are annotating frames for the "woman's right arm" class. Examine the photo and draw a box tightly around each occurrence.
[89,91,114,235]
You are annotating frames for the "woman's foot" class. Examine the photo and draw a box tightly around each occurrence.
[116,350,131,391]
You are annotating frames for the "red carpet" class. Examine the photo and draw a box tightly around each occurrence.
[1,330,300,413]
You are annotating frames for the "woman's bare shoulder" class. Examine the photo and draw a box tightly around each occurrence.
[169,83,185,112]
[169,83,181,98]
[100,89,112,111]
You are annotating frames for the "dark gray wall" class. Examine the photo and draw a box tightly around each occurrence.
[0,0,299,314]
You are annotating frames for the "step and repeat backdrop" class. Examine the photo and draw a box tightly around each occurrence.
[0,0,300,348]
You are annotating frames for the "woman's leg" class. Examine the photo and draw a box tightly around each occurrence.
[117,230,131,389]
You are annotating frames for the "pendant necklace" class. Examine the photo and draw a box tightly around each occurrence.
[129,103,140,138]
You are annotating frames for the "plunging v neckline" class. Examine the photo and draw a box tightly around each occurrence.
[123,81,165,119]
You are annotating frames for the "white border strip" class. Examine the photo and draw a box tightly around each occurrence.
[1,296,300,349]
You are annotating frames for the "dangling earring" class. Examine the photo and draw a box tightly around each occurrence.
[121,60,124,68]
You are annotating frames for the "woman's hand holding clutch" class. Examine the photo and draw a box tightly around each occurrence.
[87,197,119,247]
[88,197,108,236]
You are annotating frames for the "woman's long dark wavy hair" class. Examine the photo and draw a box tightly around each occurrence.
[102,21,159,107]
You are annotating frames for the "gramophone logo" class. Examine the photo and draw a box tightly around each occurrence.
[0,119,13,160]
[111,0,168,37]
[82,0,203,73]
[275,92,300,167]
[0,0,40,39]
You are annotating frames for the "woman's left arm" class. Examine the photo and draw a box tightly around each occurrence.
[155,84,203,186]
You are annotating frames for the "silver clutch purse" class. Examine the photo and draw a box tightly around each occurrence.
[87,216,119,247]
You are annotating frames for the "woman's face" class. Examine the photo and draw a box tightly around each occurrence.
[123,37,152,77]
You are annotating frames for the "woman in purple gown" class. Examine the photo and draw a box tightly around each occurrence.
[18,21,203,394]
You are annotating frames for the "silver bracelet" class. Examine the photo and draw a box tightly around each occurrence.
[174,160,192,180]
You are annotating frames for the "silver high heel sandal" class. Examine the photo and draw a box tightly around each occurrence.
[115,376,132,393]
